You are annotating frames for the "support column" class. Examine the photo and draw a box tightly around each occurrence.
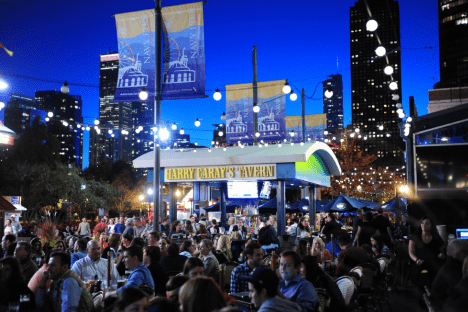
[220,184,227,226]
[309,185,317,231]
[169,182,177,225]
[277,180,286,236]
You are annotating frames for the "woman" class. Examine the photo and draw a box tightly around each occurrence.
[196,221,211,239]
[185,220,195,236]
[144,246,169,296]
[0,257,36,310]
[371,234,390,257]
[295,217,311,243]
[237,219,247,238]
[4,219,17,236]
[310,237,332,264]
[409,216,445,287]
[301,255,348,311]
[169,221,186,238]
[227,217,236,235]
[215,234,232,263]
[179,277,226,312]
[354,212,379,247]
[108,218,115,235]
[30,237,45,260]
[148,275,190,312]
[53,240,67,252]
[294,239,310,258]
[102,233,121,259]
[158,238,169,257]
[180,240,196,258]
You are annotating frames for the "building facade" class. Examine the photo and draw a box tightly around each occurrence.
[322,74,343,134]
[4,93,47,134]
[350,0,404,167]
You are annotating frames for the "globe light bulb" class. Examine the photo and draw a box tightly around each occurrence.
[290,92,298,101]
[392,94,400,101]
[45,117,49,122]
[389,82,398,90]
[179,128,185,135]
[218,131,224,136]
[253,105,260,113]
[86,126,90,131]
[61,81,69,94]
[159,127,170,141]
[221,112,227,121]
[94,118,100,125]
[48,111,54,118]
[324,89,333,98]
[108,129,113,134]
[384,66,394,75]
[282,82,291,94]
[194,118,201,127]
[213,88,222,101]
[379,125,384,130]
[171,123,177,130]
[366,19,378,31]
[255,132,260,137]
[375,46,386,57]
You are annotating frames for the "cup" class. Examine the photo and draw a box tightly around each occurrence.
[117,280,126,288]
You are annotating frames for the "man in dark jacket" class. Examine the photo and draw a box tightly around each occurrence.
[258,219,279,253]
[321,213,342,244]
[14,241,38,283]
[160,243,188,272]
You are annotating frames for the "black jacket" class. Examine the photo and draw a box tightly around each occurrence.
[259,225,278,246]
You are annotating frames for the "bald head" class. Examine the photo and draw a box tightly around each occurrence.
[447,239,468,261]
[86,240,102,261]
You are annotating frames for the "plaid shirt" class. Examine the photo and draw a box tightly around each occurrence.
[230,262,267,294]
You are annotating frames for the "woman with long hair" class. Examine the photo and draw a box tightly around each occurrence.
[101,233,121,259]
[144,246,169,296]
[0,257,36,310]
[30,237,45,260]
[52,240,67,252]
[185,220,195,235]
[169,221,186,238]
[216,234,232,263]
[294,239,309,258]
[295,217,311,243]
[371,234,390,257]
[158,238,169,257]
[179,277,226,312]
[180,240,196,258]
[310,237,332,264]
[196,221,210,239]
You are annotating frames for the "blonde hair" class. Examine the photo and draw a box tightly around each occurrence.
[311,237,325,255]
[216,234,232,260]
[229,217,236,224]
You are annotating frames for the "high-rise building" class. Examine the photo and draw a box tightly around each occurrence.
[350,0,404,167]
[4,93,47,134]
[439,0,468,88]
[322,74,343,134]
[35,90,83,168]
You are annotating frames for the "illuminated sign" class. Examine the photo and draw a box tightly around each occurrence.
[0,133,14,145]
[165,164,276,182]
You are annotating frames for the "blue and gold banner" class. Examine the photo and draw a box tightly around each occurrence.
[286,114,327,143]
[161,2,205,100]
[226,80,286,144]
[114,9,156,102]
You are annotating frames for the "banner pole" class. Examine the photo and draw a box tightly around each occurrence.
[253,46,258,145]
[153,0,162,233]
[302,88,305,143]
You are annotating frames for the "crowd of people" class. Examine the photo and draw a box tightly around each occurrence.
[1,209,467,312]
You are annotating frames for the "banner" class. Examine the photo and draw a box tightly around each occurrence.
[114,9,156,102]
[113,2,205,102]
[161,2,206,100]
[285,114,327,143]
[226,80,286,144]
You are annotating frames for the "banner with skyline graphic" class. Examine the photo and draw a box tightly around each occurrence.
[225,80,286,144]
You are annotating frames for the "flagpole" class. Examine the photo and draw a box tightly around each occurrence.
[153,0,162,233]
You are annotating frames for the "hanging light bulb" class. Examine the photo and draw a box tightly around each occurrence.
[63,121,68,126]
[45,117,49,122]
[407,117,413,122]
[375,46,386,57]
[282,81,291,94]
[253,105,260,113]
[289,130,295,137]
[94,118,100,125]
[48,111,54,118]
[366,19,378,31]
[324,88,333,98]
[208,148,212,152]
[300,142,304,146]
[139,87,148,100]
[213,88,222,101]
[289,91,297,101]
[194,118,201,127]
[179,128,185,135]
[221,112,227,121]
[171,122,177,130]
[392,94,400,101]
[389,82,398,90]
[61,81,69,94]
[384,65,394,75]
[108,129,113,134]
[355,128,360,133]
[86,126,90,131]
[255,132,260,137]
[159,127,170,141]
[218,131,224,137]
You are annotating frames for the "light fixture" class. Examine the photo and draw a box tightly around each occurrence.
[379,125,384,130]
[86,126,90,131]
[179,128,185,135]
[45,117,49,122]
[218,131,224,136]
[221,112,227,121]
[282,81,291,94]
[324,88,333,98]
[392,94,400,101]
[94,118,100,125]
[61,81,69,94]
[407,117,413,122]
[366,19,378,31]
[159,127,170,141]
[211,141,215,145]
[223,147,227,151]
[355,128,360,133]
[290,91,297,101]
[63,121,68,126]
[389,82,398,90]
[375,46,386,57]
[108,129,113,134]
[139,87,148,100]
[194,119,201,127]
[384,65,394,75]
[147,188,153,195]
[171,122,177,130]
[300,142,304,146]
[324,130,328,135]
[47,111,54,118]
[96,128,101,134]
[255,132,260,137]
[396,103,402,108]
[138,126,143,131]
[195,141,198,146]
[0,79,8,90]
[253,105,260,113]
[397,108,403,114]
[213,88,222,101]
[208,148,212,152]
[289,130,295,137]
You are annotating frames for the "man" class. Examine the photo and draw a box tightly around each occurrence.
[190,215,198,230]
[36,251,93,312]
[114,216,126,234]
[15,241,38,283]
[352,208,363,241]
[241,267,301,312]
[133,218,146,238]
[335,234,379,277]
[148,231,160,247]
[320,213,341,244]
[160,243,188,272]
[258,219,279,252]
[1,234,16,258]
[208,219,220,235]
[123,218,135,236]
[117,245,154,294]
[199,239,219,280]
[431,239,468,309]
[160,217,170,237]
[279,251,318,312]
[71,238,88,267]
[373,208,394,247]
[231,242,265,293]
[71,239,118,281]
[287,218,299,236]
[78,218,90,237]
[10,215,21,231]
[443,256,468,312]
[145,218,153,234]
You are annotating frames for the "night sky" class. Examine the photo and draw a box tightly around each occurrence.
[0,0,439,169]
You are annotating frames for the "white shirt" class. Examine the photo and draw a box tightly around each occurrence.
[71,255,119,282]
[4,225,17,236]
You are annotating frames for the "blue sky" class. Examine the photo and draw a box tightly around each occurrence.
[0,0,439,169]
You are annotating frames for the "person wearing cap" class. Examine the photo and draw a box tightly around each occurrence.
[258,219,279,253]
[230,242,265,294]
[123,218,135,237]
[10,215,22,232]
[241,267,301,312]
[279,251,318,312]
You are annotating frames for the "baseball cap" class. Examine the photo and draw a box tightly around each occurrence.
[240,267,279,288]
[198,220,207,227]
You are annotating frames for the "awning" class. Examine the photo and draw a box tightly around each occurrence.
[13,204,27,211]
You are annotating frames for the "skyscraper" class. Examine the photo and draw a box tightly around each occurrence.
[439,0,468,88]
[4,93,47,134]
[350,0,404,167]
[35,90,83,168]
[322,74,343,134]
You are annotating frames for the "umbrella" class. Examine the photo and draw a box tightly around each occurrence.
[358,199,381,211]
[322,194,367,212]
[257,197,298,214]
[290,198,328,213]
[381,196,407,212]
